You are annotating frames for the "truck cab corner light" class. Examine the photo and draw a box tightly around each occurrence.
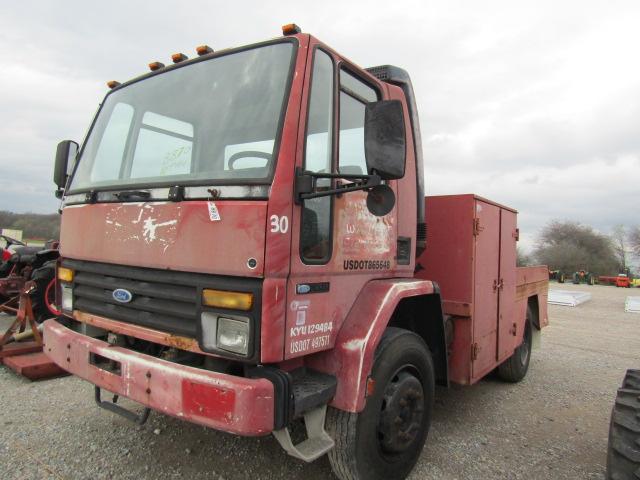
[107,80,121,89]
[148,61,165,71]
[171,53,188,63]
[202,289,253,311]
[57,267,74,282]
[196,45,213,56]
[282,23,301,35]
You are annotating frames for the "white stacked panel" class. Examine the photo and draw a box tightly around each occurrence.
[548,290,592,307]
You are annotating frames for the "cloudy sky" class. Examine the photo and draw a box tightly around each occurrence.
[1,0,639,252]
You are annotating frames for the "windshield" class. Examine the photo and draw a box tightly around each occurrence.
[69,41,294,193]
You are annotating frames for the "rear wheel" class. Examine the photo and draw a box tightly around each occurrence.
[497,306,533,383]
[326,328,435,480]
[606,370,640,479]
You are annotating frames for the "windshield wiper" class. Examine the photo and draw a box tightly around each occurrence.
[114,190,151,200]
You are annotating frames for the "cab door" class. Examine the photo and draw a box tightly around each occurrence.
[284,44,397,360]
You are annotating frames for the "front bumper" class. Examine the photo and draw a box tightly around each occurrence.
[43,320,275,435]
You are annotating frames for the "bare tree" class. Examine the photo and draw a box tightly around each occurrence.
[630,226,640,258]
[611,225,628,271]
[533,220,618,275]
[516,247,532,267]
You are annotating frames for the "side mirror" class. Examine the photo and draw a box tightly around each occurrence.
[364,100,406,180]
[54,140,79,190]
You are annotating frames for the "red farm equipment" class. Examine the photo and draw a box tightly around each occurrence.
[599,274,632,288]
[43,25,548,480]
[0,235,60,321]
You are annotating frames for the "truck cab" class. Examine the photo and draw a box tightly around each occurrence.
[46,25,547,480]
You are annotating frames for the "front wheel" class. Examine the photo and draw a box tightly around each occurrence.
[327,328,435,480]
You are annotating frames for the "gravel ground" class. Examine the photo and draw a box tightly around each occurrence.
[1,282,639,479]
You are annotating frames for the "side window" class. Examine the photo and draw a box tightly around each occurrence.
[301,50,334,263]
[338,70,378,175]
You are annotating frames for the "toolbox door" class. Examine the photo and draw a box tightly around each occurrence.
[497,209,518,362]
[471,200,500,381]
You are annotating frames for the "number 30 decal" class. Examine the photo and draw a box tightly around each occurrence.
[270,215,289,233]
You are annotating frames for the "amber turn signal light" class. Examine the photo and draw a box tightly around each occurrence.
[196,45,213,56]
[282,23,301,35]
[171,53,188,63]
[106,80,121,89]
[148,61,165,71]
[57,267,74,283]
[202,289,253,311]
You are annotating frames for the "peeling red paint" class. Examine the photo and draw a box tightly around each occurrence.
[61,201,267,277]
[44,320,274,435]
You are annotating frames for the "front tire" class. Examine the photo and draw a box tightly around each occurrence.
[497,306,533,383]
[327,328,435,480]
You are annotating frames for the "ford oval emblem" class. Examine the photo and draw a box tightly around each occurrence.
[112,288,133,303]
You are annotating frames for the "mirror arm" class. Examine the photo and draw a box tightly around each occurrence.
[294,167,381,203]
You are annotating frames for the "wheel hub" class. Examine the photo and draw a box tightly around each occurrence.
[377,370,424,454]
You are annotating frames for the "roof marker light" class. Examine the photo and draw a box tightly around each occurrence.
[196,45,213,56]
[171,53,188,63]
[282,23,301,35]
[107,80,121,89]
[148,61,165,71]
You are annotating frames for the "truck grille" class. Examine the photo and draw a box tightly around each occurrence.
[64,259,199,337]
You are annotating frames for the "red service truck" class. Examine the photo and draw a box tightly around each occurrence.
[46,25,548,480]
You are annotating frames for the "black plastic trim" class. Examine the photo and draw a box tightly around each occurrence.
[248,366,294,429]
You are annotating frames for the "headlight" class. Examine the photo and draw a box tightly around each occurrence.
[217,317,249,355]
[61,284,73,312]
[200,313,250,356]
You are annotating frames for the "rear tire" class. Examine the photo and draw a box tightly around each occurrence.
[606,370,640,479]
[497,306,533,383]
[327,328,435,480]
